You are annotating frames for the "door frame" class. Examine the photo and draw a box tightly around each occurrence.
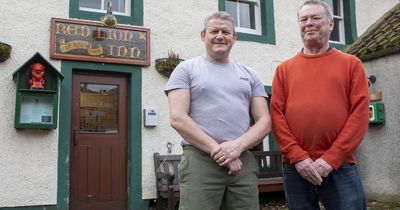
[57,61,146,210]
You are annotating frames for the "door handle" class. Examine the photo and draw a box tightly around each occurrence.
[73,128,79,146]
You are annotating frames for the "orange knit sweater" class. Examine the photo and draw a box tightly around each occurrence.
[271,49,369,170]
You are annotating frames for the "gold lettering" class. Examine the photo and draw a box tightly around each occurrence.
[88,45,103,56]
[106,29,114,40]
[108,44,116,56]
[108,30,127,41]
[94,28,106,40]
[79,26,91,37]
[116,46,127,56]
[56,23,91,37]
[101,28,138,43]
[125,31,134,42]
[108,45,130,57]
[60,40,91,53]
[129,47,141,58]
[67,25,77,36]
[56,23,67,35]
[139,32,146,40]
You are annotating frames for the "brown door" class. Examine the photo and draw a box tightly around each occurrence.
[70,73,128,210]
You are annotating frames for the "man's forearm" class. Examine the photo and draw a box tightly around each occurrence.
[170,114,219,154]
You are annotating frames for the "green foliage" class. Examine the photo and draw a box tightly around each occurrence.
[0,42,12,63]
[155,50,183,77]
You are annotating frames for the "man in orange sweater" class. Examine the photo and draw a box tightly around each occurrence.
[271,1,369,209]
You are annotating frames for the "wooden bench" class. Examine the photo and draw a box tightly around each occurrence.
[153,151,283,210]
[252,151,284,193]
[153,153,181,210]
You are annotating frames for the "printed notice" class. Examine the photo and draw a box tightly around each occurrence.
[20,95,53,124]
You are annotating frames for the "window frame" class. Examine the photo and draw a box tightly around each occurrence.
[264,86,279,151]
[70,0,143,25]
[79,0,131,16]
[329,0,358,50]
[219,0,275,44]
[327,0,345,44]
[226,0,262,35]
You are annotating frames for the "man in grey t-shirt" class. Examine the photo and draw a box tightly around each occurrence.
[164,11,271,210]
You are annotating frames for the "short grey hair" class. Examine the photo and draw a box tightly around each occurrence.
[203,11,236,33]
[298,0,334,20]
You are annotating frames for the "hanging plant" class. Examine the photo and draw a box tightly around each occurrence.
[155,50,184,77]
[0,42,12,63]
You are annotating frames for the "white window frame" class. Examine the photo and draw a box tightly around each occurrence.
[226,0,262,35]
[328,0,345,44]
[79,0,131,16]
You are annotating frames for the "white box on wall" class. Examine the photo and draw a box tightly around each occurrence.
[143,108,159,127]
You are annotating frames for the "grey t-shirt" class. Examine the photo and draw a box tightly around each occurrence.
[164,56,267,144]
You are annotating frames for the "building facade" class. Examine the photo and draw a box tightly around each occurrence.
[346,3,400,201]
[0,0,398,209]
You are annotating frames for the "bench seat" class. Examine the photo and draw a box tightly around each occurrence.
[153,151,283,210]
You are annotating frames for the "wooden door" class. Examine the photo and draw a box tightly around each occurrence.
[70,73,128,210]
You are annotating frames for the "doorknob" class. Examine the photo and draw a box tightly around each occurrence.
[73,128,79,146]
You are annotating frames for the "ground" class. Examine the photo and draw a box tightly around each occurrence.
[149,192,400,209]
[260,192,400,210]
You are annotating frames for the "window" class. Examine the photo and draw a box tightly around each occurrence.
[326,0,358,49]
[79,0,130,16]
[326,0,345,44]
[70,0,143,26]
[219,0,275,44]
[226,0,262,35]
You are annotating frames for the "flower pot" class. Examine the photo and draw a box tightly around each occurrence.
[155,58,184,77]
[0,42,12,63]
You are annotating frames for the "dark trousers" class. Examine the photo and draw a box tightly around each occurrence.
[283,163,367,210]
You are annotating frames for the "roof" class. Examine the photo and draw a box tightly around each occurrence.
[344,3,400,61]
[12,52,64,80]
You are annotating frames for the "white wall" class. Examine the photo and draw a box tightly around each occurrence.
[0,0,398,206]
[358,54,400,202]
[354,0,399,202]
[141,0,215,199]
[140,0,306,199]
[355,0,398,35]
[0,0,68,207]
[140,0,399,200]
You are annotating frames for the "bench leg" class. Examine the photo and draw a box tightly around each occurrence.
[167,190,174,210]
[156,196,167,210]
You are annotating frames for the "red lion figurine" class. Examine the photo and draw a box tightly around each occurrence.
[29,63,45,89]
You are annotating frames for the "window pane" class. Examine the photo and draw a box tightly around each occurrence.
[80,83,119,133]
[20,95,53,124]
[326,0,340,16]
[108,0,125,13]
[239,2,251,28]
[225,0,261,35]
[239,2,256,29]
[80,0,127,13]
[80,0,102,10]
[333,0,340,16]
[330,18,341,42]
[226,0,239,26]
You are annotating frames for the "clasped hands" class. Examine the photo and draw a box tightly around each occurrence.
[295,158,333,185]
[211,141,243,175]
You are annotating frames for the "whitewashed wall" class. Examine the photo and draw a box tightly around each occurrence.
[355,0,398,35]
[354,0,399,203]
[0,0,398,207]
[141,0,304,199]
[358,54,400,202]
[141,0,399,199]
[0,0,68,207]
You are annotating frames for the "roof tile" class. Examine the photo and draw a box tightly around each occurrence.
[344,3,400,61]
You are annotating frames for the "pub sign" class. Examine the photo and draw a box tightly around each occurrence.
[50,18,150,66]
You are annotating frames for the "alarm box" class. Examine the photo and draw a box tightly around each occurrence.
[369,101,385,124]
